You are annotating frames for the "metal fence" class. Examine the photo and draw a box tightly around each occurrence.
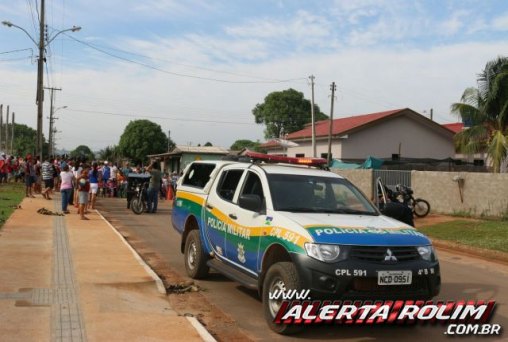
[373,170,412,188]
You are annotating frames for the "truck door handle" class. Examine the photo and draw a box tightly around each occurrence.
[229,213,237,220]
[206,204,213,210]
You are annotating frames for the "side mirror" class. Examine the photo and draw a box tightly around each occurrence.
[238,194,263,213]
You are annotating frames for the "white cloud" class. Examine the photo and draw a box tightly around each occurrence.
[493,12,508,30]
[224,10,333,48]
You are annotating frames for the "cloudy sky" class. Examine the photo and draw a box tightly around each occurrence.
[1,0,507,151]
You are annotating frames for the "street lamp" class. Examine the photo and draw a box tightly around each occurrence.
[2,6,80,162]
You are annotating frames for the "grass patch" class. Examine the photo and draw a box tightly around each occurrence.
[419,220,508,253]
[0,183,25,228]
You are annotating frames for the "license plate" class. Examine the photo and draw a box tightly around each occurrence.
[377,271,412,285]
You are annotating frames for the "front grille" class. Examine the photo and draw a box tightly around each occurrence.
[350,246,420,262]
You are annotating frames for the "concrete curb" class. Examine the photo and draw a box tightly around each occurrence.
[432,238,508,265]
[186,316,217,342]
[96,209,217,342]
[95,209,167,294]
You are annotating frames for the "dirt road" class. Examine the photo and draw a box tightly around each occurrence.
[98,198,508,341]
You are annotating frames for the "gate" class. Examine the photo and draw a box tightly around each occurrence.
[373,170,411,188]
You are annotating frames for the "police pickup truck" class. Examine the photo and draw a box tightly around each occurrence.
[171,152,440,334]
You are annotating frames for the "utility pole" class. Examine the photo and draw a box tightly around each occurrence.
[5,105,9,154]
[327,82,336,166]
[35,0,46,161]
[309,75,316,157]
[11,112,15,154]
[45,87,62,157]
[430,108,433,121]
[167,130,171,151]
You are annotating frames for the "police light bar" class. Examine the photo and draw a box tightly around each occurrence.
[244,150,328,167]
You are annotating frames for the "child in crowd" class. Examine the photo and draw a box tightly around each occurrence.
[77,169,90,220]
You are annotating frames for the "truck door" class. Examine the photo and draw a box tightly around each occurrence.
[204,166,246,261]
[225,170,267,274]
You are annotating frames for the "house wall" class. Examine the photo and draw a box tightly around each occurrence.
[412,171,508,217]
[331,169,373,199]
[181,153,226,168]
[341,115,455,159]
[287,140,342,158]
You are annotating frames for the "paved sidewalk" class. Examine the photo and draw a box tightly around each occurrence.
[0,195,204,341]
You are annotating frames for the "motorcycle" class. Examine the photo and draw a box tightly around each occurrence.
[131,181,148,215]
[395,184,431,218]
[126,173,151,215]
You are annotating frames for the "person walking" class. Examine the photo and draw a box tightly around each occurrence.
[77,169,90,220]
[24,155,36,198]
[101,161,111,196]
[60,164,74,214]
[146,161,162,214]
[88,162,100,209]
[72,162,83,208]
[41,158,55,200]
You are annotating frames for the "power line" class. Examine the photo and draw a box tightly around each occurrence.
[26,0,39,37]
[65,108,254,125]
[61,38,307,83]
[64,33,307,84]
[0,48,34,55]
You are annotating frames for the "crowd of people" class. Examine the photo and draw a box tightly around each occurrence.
[0,153,180,220]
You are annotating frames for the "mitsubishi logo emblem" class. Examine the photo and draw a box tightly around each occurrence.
[384,248,398,262]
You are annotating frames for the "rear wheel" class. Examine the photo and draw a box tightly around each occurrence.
[131,197,145,215]
[184,230,209,279]
[413,198,430,217]
[262,262,303,335]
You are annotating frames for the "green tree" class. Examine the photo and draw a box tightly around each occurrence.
[70,145,95,162]
[118,120,173,164]
[252,88,327,139]
[204,142,213,146]
[451,56,508,172]
[98,145,121,164]
[10,123,48,157]
[230,139,263,152]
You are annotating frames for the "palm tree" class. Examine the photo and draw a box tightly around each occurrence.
[451,56,508,172]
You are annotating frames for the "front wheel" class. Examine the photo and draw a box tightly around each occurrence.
[184,230,209,279]
[131,197,145,215]
[262,262,303,335]
[413,198,430,217]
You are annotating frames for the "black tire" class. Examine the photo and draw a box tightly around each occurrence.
[413,198,430,217]
[131,197,145,215]
[184,230,209,279]
[262,262,303,335]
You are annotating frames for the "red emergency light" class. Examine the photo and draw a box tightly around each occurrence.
[244,150,328,167]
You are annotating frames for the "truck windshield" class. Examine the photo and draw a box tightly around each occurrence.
[267,174,378,215]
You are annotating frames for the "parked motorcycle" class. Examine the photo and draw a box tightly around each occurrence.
[131,181,149,215]
[395,184,431,218]
[126,173,151,215]
[375,178,414,226]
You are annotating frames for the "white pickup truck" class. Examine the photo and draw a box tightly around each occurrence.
[171,152,440,334]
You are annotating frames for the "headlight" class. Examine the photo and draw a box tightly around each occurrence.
[418,245,434,261]
[304,243,347,263]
